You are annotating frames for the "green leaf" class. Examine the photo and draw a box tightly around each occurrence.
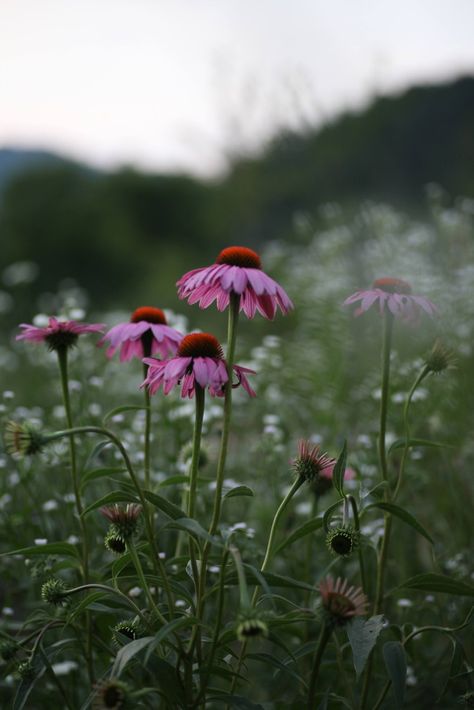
[223,485,254,499]
[80,466,126,492]
[81,490,139,517]
[143,490,187,520]
[67,592,107,623]
[322,499,343,533]
[383,641,406,708]
[206,695,264,709]
[388,438,452,455]
[346,615,384,678]
[112,636,155,677]
[144,616,198,662]
[365,502,434,544]
[165,517,220,546]
[0,542,80,559]
[247,652,307,689]
[332,440,347,498]
[273,517,323,554]
[158,475,189,488]
[398,573,474,597]
[103,404,148,425]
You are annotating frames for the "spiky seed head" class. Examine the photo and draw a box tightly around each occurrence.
[326,526,360,557]
[41,577,69,606]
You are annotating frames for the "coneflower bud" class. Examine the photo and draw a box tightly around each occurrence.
[326,526,360,557]
[112,619,140,647]
[179,441,209,468]
[0,639,19,661]
[17,660,35,681]
[92,678,130,709]
[424,339,456,375]
[4,420,50,458]
[236,609,269,642]
[41,577,69,606]
[104,528,127,555]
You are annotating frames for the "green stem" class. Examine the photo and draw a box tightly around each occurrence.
[127,540,167,627]
[56,346,93,682]
[208,293,240,537]
[360,311,394,709]
[143,363,152,491]
[188,387,205,519]
[307,624,332,709]
[64,582,151,630]
[347,495,367,593]
[49,425,175,618]
[393,365,429,501]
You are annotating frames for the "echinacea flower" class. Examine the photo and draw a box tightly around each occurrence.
[343,277,437,323]
[319,576,368,625]
[326,526,360,557]
[236,609,269,642]
[98,306,182,361]
[4,420,49,458]
[424,339,456,375]
[292,439,336,484]
[142,332,256,399]
[177,246,293,319]
[17,317,104,351]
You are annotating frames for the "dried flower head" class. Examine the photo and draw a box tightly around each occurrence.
[319,576,368,626]
[326,526,360,557]
[41,577,69,607]
[104,529,127,555]
[92,679,129,709]
[292,439,336,484]
[4,420,49,458]
[424,339,457,375]
[177,246,293,319]
[17,317,104,351]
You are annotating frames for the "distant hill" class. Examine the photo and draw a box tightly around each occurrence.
[0,148,70,192]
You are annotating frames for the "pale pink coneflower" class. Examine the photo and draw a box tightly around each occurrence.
[17,317,104,351]
[343,277,437,324]
[319,576,368,625]
[98,306,183,361]
[142,332,256,399]
[177,246,293,319]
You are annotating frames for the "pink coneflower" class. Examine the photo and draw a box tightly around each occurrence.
[292,440,336,483]
[343,277,437,323]
[319,576,368,625]
[17,317,104,351]
[98,306,183,361]
[142,332,256,399]
[177,246,293,319]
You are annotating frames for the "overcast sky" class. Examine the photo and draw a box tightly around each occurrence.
[1,0,473,175]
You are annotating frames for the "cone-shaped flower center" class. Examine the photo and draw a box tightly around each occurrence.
[130,306,167,324]
[327,592,355,617]
[373,277,412,294]
[216,246,262,269]
[177,333,224,359]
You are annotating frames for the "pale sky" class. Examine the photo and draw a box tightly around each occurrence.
[1,0,473,175]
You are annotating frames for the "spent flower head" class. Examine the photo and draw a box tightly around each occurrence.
[292,439,336,484]
[343,277,437,324]
[98,306,182,361]
[177,246,293,319]
[4,420,50,458]
[142,332,256,399]
[319,576,368,626]
[112,619,140,647]
[424,339,457,375]
[101,504,142,544]
[17,316,104,351]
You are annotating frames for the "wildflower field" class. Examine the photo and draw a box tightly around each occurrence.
[0,202,473,709]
